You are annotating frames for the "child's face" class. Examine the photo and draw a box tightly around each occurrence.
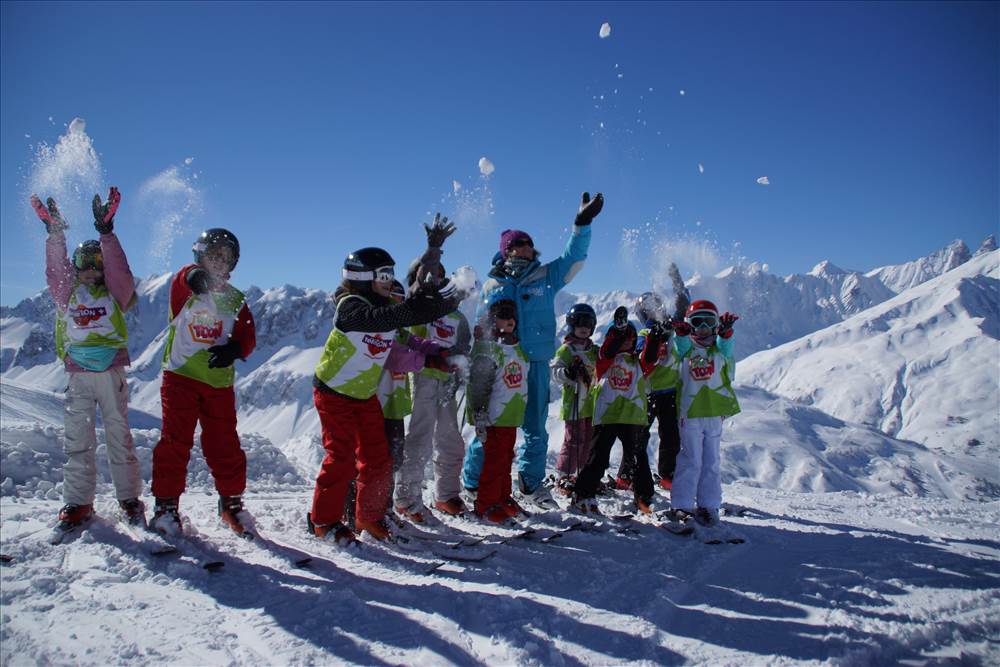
[201,246,234,278]
[372,279,393,298]
[573,325,593,339]
[494,317,517,334]
[77,268,103,286]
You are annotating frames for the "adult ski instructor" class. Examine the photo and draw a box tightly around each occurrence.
[462,191,604,509]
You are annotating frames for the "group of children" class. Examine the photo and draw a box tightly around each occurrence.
[33,185,740,545]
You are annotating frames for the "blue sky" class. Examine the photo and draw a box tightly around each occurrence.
[2,1,997,305]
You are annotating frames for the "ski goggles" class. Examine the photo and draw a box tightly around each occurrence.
[373,265,395,284]
[74,253,104,271]
[570,314,596,330]
[688,314,718,330]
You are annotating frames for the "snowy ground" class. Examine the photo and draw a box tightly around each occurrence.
[2,481,999,665]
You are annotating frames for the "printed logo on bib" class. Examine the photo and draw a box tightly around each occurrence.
[362,334,391,359]
[606,364,634,391]
[502,360,524,389]
[70,304,108,327]
[188,310,224,344]
[433,321,456,340]
[689,355,715,381]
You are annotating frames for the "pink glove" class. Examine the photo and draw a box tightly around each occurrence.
[30,195,68,233]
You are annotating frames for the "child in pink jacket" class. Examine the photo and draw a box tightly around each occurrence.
[32,188,144,540]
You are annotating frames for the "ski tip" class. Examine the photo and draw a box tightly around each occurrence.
[203,561,225,571]
[294,557,313,567]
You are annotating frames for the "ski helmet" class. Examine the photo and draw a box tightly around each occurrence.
[565,303,596,333]
[343,247,395,284]
[73,240,103,271]
[193,228,240,271]
[685,299,720,330]
[635,292,666,324]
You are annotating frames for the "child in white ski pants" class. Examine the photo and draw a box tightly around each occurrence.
[671,416,723,511]
[63,366,141,503]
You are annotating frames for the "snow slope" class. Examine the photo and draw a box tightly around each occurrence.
[741,250,1000,454]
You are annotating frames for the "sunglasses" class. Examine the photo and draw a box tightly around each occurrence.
[511,238,533,248]
[74,254,104,271]
[689,314,718,329]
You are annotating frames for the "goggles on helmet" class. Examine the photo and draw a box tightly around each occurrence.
[74,252,104,271]
[373,265,395,284]
[689,314,718,330]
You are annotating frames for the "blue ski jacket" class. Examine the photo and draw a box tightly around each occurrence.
[477,224,592,362]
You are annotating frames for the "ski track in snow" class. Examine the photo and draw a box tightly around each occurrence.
[2,487,998,666]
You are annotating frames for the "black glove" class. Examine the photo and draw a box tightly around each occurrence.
[187,268,211,295]
[92,186,120,235]
[424,213,457,248]
[207,338,243,369]
[574,191,604,226]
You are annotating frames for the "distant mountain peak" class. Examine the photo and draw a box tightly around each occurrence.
[809,260,847,277]
[975,234,998,256]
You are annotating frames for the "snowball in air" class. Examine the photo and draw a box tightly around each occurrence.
[68,118,86,134]
[478,157,495,177]
[756,176,770,185]
[452,180,462,193]
[698,163,705,174]
[599,23,611,38]
[184,157,195,165]
[679,90,686,96]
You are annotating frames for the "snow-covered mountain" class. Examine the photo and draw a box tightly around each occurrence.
[740,249,1000,455]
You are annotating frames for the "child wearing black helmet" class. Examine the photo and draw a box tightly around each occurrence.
[31,187,144,540]
[308,215,462,544]
[550,303,599,495]
[150,227,258,538]
[463,299,530,524]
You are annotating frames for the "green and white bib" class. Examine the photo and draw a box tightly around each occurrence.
[554,343,598,420]
[410,311,463,381]
[468,339,529,428]
[376,332,412,419]
[162,285,246,388]
[639,328,681,392]
[593,354,649,426]
[56,283,128,361]
[314,295,395,400]
[676,344,740,419]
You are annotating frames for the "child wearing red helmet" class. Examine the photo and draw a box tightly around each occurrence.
[666,299,740,528]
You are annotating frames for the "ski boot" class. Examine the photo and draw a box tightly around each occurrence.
[219,495,255,539]
[433,497,467,517]
[477,503,515,526]
[119,498,147,528]
[394,502,430,525]
[355,514,402,542]
[306,512,357,546]
[150,497,182,536]
[570,495,601,515]
[694,507,720,527]
[49,504,94,543]
[502,496,530,520]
